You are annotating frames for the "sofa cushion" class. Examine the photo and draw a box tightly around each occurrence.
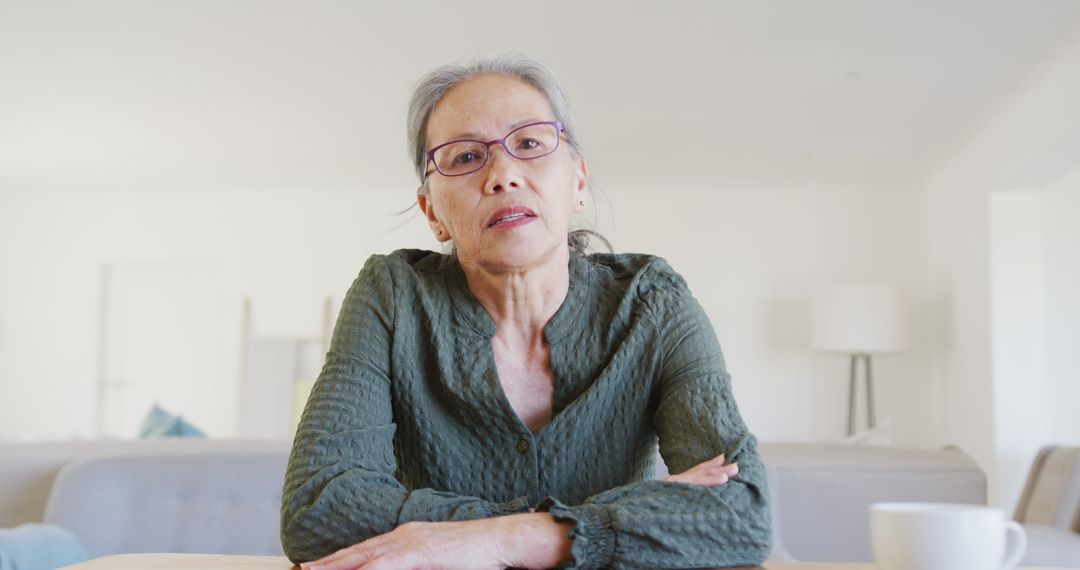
[1020,524,1080,567]
[759,443,987,563]
[42,452,287,557]
[0,439,290,529]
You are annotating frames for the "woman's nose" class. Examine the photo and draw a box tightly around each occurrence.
[483,144,521,194]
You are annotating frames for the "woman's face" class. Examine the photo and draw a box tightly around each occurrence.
[418,74,588,272]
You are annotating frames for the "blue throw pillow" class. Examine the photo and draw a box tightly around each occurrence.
[138,403,207,438]
[0,524,88,570]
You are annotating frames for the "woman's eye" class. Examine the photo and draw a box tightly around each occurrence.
[517,138,540,150]
[452,151,480,165]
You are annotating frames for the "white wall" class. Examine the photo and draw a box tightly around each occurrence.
[989,190,1050,513]
[0,188,429,438]
[0,182,938,446]
[926,22,1080,506]
[987,168,1080,513]
[608,184,938,446]
[1042,170,1080,444]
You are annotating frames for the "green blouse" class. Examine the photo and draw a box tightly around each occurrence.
[280,249,772,569]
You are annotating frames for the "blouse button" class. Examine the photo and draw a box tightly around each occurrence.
[516,438,530,454]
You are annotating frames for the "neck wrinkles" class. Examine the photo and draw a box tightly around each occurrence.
[458,247,571,345]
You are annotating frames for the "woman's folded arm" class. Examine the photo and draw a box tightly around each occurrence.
[535,382,771,570]
[280,354,530,563]
[280,256,529,562]
[533,284,772,570]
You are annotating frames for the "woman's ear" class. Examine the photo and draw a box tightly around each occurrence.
[417,193,451,242]
[572,156,589,212]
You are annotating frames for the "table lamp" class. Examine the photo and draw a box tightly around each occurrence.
[811,284,908,436]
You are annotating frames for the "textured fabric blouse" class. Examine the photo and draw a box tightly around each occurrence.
[280,249,772,569]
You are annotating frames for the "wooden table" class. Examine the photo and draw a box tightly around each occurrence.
[58,553,1075,570]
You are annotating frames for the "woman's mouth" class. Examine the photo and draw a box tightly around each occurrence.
[486,206,537,229]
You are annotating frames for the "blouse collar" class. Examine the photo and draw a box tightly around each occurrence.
[446,252,593,342]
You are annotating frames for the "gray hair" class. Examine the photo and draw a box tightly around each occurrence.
[407,53,583,186]
[406,53,610,255]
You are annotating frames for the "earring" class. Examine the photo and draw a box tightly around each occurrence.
[579,201,585,206]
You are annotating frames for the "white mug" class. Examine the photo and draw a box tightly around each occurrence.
[871,502,1027,570]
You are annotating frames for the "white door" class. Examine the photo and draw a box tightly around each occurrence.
[98,264,229,438]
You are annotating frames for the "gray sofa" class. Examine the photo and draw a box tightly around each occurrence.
[1,439,988,562]
[760,443,986,562]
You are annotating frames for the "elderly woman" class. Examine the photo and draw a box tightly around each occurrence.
[280,55,772,570]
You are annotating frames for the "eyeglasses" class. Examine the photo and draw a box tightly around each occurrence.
[425,120,565,179]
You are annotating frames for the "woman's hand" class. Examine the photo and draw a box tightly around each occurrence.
[663,453,739,486]
[299,513,572,570]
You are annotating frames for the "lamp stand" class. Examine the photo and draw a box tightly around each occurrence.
[847,352,875,436]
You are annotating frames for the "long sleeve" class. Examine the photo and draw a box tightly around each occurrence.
[536,281,772,570]
[279,256,529,563]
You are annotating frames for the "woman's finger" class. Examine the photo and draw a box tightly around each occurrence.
[358,552,414,570]
[663,473,690,484]
[302,544,360,569]
[309,542,367,565]
[666,472,718,486]
[664,459,739,486]
[313,545,394,570]
[712,463,738,476]
[703,473,729,486]
[306,539,393,570]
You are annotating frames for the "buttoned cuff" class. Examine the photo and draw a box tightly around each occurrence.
[536,497,616,570]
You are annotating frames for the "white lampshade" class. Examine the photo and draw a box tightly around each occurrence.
[811,284,908,353]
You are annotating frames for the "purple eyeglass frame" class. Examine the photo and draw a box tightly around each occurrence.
[424,120,565,179]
